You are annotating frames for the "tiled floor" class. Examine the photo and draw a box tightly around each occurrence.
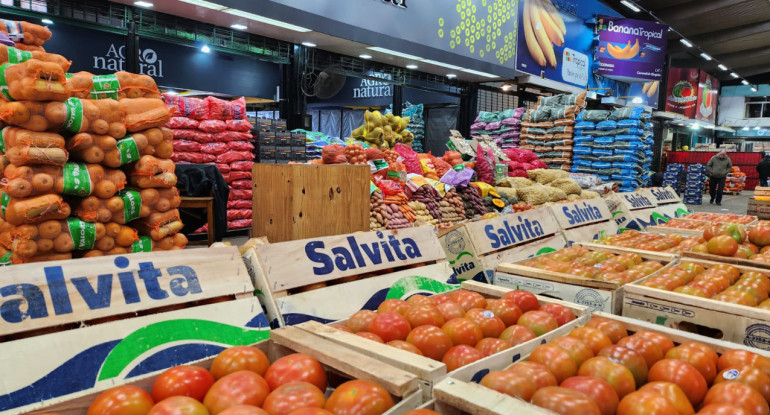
[685,190,751,215]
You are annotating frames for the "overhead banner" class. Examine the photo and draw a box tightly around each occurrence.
[595,15,668,83]
[697,71,719,124]
[665,67,700,118]
[628,80,660,109]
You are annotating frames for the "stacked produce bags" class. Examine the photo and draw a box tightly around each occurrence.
[520,92,587,171]
[164,95,254,230]
[471,108,525,148]
[0,19,185,264]
[401,102,425,152]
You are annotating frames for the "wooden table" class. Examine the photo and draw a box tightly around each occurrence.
[180,196,215,246]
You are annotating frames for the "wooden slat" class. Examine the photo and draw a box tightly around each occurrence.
[433,378,551,415]
[461,280,591,316]
[646,225,703,236]
[576,242,679,262]
[683,251,770,269]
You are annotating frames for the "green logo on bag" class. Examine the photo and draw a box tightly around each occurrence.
[67,218,96,250]
[6,46,31,64]
[62,162,92,196]
[90,74,120,100]
[0,191,9,218]
[0,63,13,101]
[0,126,6,153]
[118,189,142,223]
[131,236,153,253]
[0,251,11,266]
[63,97,84,133]
[116,136,140,165]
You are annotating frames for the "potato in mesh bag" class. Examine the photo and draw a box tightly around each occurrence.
[544,185,568,202]
[550,178,582,195]
[567,194,581,201]
[507,177,535,188]
[527,168,568,184]
[581,190,601,199]
[495,187,518,200]
[516,184,549,205]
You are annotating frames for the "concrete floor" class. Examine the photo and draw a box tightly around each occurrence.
[685,190,751,215]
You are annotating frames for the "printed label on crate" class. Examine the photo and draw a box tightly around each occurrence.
[62,162,92,196]
[649,186,681,204]
[550,199,612,229]
[618,190,656,210]
[464,207,560,254]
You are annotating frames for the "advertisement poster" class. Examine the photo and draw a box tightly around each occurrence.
[628,81,661,109]
[665,67,700,118]
[595,15,668,83]
[515,0,618,88]
[696,70,719,124]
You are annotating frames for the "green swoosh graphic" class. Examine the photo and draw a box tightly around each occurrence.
[651,212,669,224]
[536,247,557,256]
[676,208,691,217]
[611,210,624,218]
[385,276,459,300]
[448,251,474,265]
[98,319,270,380]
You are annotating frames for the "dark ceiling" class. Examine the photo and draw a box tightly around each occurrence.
[633,0,770,86]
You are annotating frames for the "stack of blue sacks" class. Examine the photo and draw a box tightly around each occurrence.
[683,164,707,205]
[571,107,653,192]
[663,163,685,192]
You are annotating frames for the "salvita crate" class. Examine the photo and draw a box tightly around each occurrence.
[549,198,618,245]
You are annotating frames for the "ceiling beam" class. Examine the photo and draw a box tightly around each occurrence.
[656,0,753,22]
[732,64,770,78]
[694,21,770,46]
[717,47,770,64]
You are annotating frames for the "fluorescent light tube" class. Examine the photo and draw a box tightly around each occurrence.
[460,68,498,78]
[680,39,692,47]
[224,9,311,32]
[419,59,464,70]
[367,47,422,61]
[717,64,727,70]
[620,0,640,12]
[700,53,711,61]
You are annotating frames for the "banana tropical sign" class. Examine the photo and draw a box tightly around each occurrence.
[595,15,668,83]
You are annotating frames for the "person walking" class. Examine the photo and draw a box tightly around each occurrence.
[707,149,732,205]
[757,153,770,187]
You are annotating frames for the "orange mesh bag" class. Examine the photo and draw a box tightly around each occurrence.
[67,127,173,167]
[12,252,72,264]
[0,152,8,177]
[74,187,180,224]
[110,233,187,254]
[13,44,44,53]
[0,19,52,46]
[11,219,138,261]
[4,163,126,198]
[430,154,452,177]
[1,191,71,225]
[322,144,347,164]
[0,98,126,138]
[0,211,11,248]
[68,71,160,100]
[133,208,183,241]
[128,155,177,188]
[0,45,70,71]
[366,147,385,161]
[1,127,67,166]
[119,98,172,132]
[0,59,68,101]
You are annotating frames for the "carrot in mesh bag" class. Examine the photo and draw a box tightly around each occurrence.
[119,98,172,132]
[67,127,173,168]
[4,162,126,198]
[0,127,68,166]
[74,187,181,224]
[1,191,71,226]
[68,71,160,100]
[133,208,183,241]
[0,45,70,71]
[0,19,51,46]
[0,59,68,101]
[0,98,126,138]
[128,155,177,188]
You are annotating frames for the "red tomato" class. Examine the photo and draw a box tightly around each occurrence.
[203,371,270,414]
[356,332,384,343]
[714,366,770,403]
[386,340,424,355]
[502,290,539,312]
[680,341,718,368]
[707,235,739,256]
[436,301,466,322]
[529,344,578,383]
[551,336,594,367]
[665,344,716,384]
[475,338,512,357]
[264,354,327,391]
[633,330,675,355]
[262,382,325,415]
[87,386,155,415]
[431,294,451,305]
[507,361,558,389]
[578,356,636,399]
[616,391,678,415]
[148,396,208,415]
[377,299,410,315]
[442,345,485,371]
[368,312,411,343]
[441,318,483,346]
[698,404,753,415]
[404,306,445,328]
[405,294,437,307]
[346,310,377,333]
[703,382,769,415]
[152,365,215,402]
[539,303,576,326]
[220,406,270,415]
[480,370,537,401]
[598,345,649,386]
[451,291,487,311]
[485,299,522,326]
[517,310,558,336]
[499,325,536,345]
[531,386,601,415]
[561,376,619,415]
[465,308,506,338]
[648,359,707,406]
[718,350,770,378]
[406,325,453,361]
[323,380,393,415]
[569,327,613,354]
[617,334,664,368]
[638,381,694,415]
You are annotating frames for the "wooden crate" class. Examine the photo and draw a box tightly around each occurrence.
[682,250,770,270]
[437,206,568,283]
[549,198,618,245]
[623,258,770,350]
[252,164,370,242]
[645,224,704,236]
[22,326,423,415]
[0,248,269,414]
[296,281,590,389]
[494,243,678,314]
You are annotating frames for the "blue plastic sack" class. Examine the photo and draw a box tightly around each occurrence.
[575,121,596,130]
[596,120,618,131]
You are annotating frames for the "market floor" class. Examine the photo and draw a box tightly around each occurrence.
[686,190,751,215]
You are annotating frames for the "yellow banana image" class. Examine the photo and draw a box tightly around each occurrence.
[646,81,659,97]
[523,0,547,66]
[642,82,651,95]
[540,0,566,35]
[537,0,564,47]
[529,0,556,67]
[607,40,639,60]
[626,39,640,59]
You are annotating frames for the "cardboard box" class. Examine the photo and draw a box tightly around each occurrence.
[604,189,658,231]
[276,132,292,146]
[276,146,293,160]
[259,145,276,160]
[550,198,618,245]
[258,131,276,146]
[272,118,287,131]
[291,132,306,146]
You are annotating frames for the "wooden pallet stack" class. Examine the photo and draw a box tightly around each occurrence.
[748,186,770,219]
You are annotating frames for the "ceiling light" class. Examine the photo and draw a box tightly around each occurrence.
[731,72,739,78]
[230,23,247,30]
[691,123,700,129]
[717,64,727,71]
[743,127,750,131]
[679,39,693,48]
[301,41,316,47]
[460,68,498,78]
[446,73,457,79]
[632,97,643,104]
[367,47,422,61]
[743,80,750,85]
[620,0,641,12]
[201,45,211,53]
[134,1,153,7]
[177,0,228,10]
[359,54,372,59]
[700,53,712,61]
[755,126,762,130]
[224,9,311,32]
[419,59,464,70]
[501,84,512,91]
[41,18,53,24]
[752,87,758,92]
[406,64,418,69]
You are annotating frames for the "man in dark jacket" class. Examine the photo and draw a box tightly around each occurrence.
[707,149,732,205]
[758,153,770,187]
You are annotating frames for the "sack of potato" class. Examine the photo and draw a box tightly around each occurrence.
[127,155,177,188]
[369,191,388,231]
[1,190,71,225]
[68,71,160,100]
[132,208,183,241]
[119,98,172,132]
[4,162,126,198]
[1,127,68,166]
[352,110,415,149]
[85,233,187,256]
[0,59,69,101]
[0,19,52,46]
[74,187,181,224]
[0,44,70,71]
[67,127,173,167]
[0,98,126,137]
[438,188,465,227]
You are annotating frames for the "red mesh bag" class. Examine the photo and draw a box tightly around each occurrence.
[171,152,213,164]
[215,163,231,173]
[394,143,421,175]
[228,219,252,229]
[227,209,252,220]
[162,94,206,120]
[166,117,199,129]
[229,161,253,171]
[213,131,252,142]
[217,150,252,164]
[226,119,252,132]
[230,180,251,190]
[205,96,247,120]
[198,119,227,133]
[229,189,252,200]
[228,200,251,209]
[322,144,347,164]
[227,141,254,151]
[475,144,494,184]
[229,171,251,181]
[429,154,452,177]
[173,140,201,152]
[200,142,228,155]
[365,147,385,161]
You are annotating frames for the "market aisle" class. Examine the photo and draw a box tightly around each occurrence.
[686,191,752,215]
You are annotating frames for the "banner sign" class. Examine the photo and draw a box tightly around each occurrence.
[697,70,719,124]
[595,15,668,83]
[665,67,700,118]
[628,80,660,109]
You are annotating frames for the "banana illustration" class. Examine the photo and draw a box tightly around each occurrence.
[646,81,659,97]
[540,0,566,34]
[607,39,639,60]
[523,0,566,68]
[642,82,651,95]
[529,0,556,67]
[626,39,640,59]
[523,0,546,66]
[537,0,563,47]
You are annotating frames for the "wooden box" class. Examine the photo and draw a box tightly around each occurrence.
[252,164,370,242]
[23,326,423,415]
[494,243,678,314]
[549,198,618,245]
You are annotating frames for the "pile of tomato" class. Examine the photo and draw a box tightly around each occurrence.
[595,230,704,254]
[338,289,576,371]
[518,246,664,285]
[641,261,770,309]
[67,347,432,415]
[692,221,770,263]
[687,212,756,225]
[480,315,770,415]
[656,218,711,231]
